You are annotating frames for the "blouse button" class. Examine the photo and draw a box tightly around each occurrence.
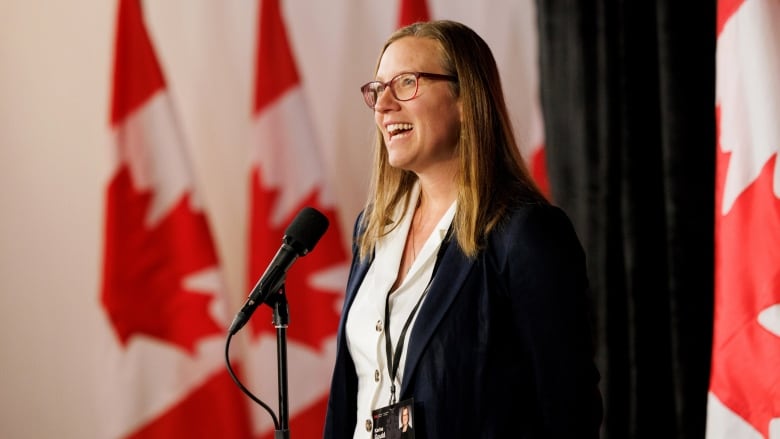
[375,320,383,332]
[374,369,381,382]
[365,419,372,431]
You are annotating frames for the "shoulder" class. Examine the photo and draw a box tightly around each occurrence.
[479,203,591,311]
[492,202,579,244]
[486,202,585,270]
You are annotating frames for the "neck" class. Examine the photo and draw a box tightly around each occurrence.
[416,175,457,218]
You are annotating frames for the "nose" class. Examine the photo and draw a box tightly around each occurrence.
[373,86,397,111]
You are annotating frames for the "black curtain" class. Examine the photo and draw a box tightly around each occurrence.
[535,2,716,438]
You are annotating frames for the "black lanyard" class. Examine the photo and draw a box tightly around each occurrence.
[382,229,450,405]
[384,279,430,405]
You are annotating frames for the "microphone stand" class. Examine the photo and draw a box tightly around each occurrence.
[270,285,290,439]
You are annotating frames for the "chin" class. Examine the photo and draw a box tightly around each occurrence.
[386,155,409,170]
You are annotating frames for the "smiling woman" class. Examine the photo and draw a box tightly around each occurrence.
[323,19,602,439]
[0,2,552,438]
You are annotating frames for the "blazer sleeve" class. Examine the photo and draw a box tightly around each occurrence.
[492,204,603,436]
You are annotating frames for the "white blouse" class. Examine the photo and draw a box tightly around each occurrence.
[345,185,457,438]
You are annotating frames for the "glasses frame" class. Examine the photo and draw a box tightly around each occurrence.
[360,71,457,109]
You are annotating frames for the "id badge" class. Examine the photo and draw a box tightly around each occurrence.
[371,398,415,438]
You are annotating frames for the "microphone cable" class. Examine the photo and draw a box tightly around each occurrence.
[224,331,280,430]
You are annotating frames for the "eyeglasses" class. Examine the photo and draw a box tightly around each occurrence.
[360,71,457,109]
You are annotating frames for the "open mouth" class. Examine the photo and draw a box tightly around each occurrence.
[387,123,413,140]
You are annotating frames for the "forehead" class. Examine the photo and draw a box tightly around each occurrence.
[376,37,442,80]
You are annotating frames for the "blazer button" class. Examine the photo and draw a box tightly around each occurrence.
[375,320,383,332]
[365,419,372,431]
[374,369,380,382]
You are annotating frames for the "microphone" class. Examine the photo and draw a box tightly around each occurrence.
[228,207,329,335]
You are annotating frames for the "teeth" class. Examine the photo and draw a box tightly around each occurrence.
[387,123,413,135]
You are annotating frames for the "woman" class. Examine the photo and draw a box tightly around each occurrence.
[324,20,603,438]
[399,405,414,438]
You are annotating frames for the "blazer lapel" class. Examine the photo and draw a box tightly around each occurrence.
[400,239,475,392]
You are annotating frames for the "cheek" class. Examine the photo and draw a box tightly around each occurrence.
[430,99,461,138]
[438,112,462,147]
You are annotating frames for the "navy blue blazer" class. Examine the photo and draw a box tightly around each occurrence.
[324,203,603,438]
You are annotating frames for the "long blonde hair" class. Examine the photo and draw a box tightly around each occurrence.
[357,20,546,261]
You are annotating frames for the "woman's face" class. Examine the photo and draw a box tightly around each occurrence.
[374,37,461,175]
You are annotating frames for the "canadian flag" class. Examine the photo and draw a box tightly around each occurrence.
[243,0,349,437]
[707,0,780,438]
[398,0,430,25]
[99,0,253,437]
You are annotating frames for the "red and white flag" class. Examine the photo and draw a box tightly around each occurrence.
[99,0,253,437]
[707,0,780,438]
[398,0,430,25]
[244,0,349,437]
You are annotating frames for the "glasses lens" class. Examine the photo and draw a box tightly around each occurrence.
[361,82,380,108]
[391,73,418,101]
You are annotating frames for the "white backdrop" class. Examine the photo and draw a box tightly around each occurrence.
[0,1,540,437]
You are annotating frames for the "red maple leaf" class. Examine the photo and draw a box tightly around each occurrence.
[101,166,224,354]
[246,168,348,350]
[711,145,780,437]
